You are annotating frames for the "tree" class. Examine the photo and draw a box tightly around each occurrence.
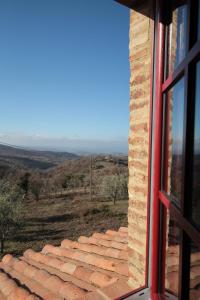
[59,174,73,190]
[118,174,128,200]
[60,174,85,190]
[30,177,43,201]
[0,181,24,253]
[18,172,31,196]
[100,175,119,205]
[100,174,128,205]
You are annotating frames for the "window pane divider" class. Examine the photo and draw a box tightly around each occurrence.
[162,41,200,94]
[159,193,200,246]
[159,191,171,208]
[162,66,185,92]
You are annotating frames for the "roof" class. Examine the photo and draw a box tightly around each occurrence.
[115,0,155,20]
[115,0,146,9]
[0,227,133,300]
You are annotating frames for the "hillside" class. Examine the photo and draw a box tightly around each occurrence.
[0,144,79,170]
[0,145,128,258]
[4,196,128,257]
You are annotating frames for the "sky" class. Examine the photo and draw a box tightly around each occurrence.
[0,0,129,154]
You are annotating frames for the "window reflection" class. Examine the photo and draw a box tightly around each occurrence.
[165,78,185,207]
[191,62,200,229]
[168,2,187,75]
[165,212,180,296]
[190,242,200,300]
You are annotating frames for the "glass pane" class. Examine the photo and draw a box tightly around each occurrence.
[168,2,187,75]
[190,242,200,300]
[191,62,200,229]
[164,78,185,207]
[165,212,181,296]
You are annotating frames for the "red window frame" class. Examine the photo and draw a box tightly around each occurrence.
[152,0,200,299]
[115,0,200,298]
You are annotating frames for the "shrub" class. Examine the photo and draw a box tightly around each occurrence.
[0,181,24,253]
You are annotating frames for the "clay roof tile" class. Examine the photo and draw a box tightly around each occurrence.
[59,282,86,299]
[89,271,118,288]
[60,262,77,275]
[2,255,14,266]
[43,276,63,293]
[0,227,129,300]
[119,227,128,233]
[73,266,93,282]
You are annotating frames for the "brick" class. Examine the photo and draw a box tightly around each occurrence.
[128,7,152,290]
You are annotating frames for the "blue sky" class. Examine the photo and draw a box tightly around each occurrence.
[0,0,129,153]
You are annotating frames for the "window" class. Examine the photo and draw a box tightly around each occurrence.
[154,0,200,298]
[163,78,185,207]
[191,61,200,230]
[115,0,200,299]
[167,2,188,75]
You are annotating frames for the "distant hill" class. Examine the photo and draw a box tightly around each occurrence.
[47,154,128,180]
[0,144,79,170]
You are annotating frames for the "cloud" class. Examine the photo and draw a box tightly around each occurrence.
[0,133,128,154]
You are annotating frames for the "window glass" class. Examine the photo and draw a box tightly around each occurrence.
[191,62,200,229]
[168,2,187,75]
[165,213,181,296]
[164,78,185,207]
[190,242,200,299]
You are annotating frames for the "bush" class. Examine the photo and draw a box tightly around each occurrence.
[0,181,24,253]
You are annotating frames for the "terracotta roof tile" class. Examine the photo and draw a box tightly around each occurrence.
[92,232,128,244]
[60,262,77,275]
[89,271,117,288]
[22,256,96,292]
[118,227,128,233]
[0,227,129,299]
[78,235,128,251]
[73,266,93,282]
[106,229,128,238]
[23,265,38,279]
[0,268,40,300]
[97,280,133,299]
[61,239,127,261]
[80,291,105,300]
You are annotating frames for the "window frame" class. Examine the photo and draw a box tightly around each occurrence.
[152,0,200,299]
[115,0,200,298]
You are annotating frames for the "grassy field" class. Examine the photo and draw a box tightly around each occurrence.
[3,193,128,258]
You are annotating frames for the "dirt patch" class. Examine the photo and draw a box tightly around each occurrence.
[2,194,128,258]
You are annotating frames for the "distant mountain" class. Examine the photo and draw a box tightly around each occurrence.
[0,144,79,170]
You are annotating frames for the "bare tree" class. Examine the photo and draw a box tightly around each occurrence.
[30,177,43,201]
[100,175,119,205]
[100,174,128,205]
[118,174,128,200]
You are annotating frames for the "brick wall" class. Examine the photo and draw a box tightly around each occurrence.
[128,6,153,289]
